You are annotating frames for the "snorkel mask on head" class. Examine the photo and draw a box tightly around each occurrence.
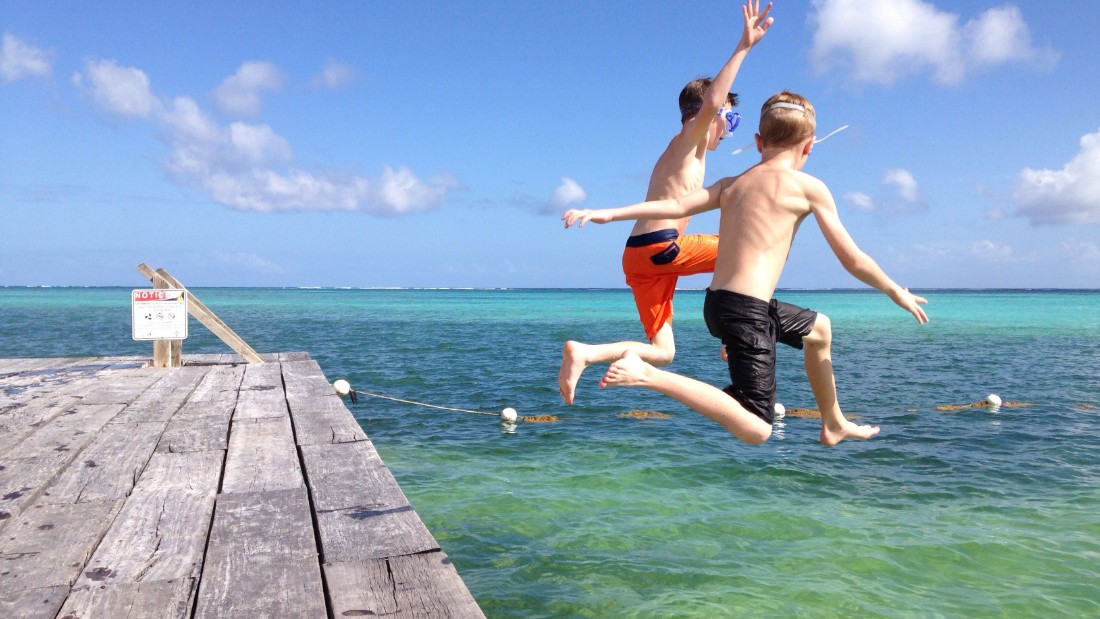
[718,109,741,137]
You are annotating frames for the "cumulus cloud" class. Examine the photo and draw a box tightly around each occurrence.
[211,61,282,116]
[550,177,588,209]
[844,191,875,211]
[72,59,161,118]
[970,239,1016,263]
[843,168,924,214]
[883,168,920,203]
[1,33,52,82]
[512,177,588,215]
[1060,239,1100,274]
[1014,129,1100,225]
[311,58,355,90]
[810,0,1056,85]
[75,58,455,214]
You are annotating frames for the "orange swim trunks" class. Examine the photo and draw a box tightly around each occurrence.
[622,229,718,340]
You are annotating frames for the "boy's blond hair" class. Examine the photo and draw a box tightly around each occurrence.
[759,91,816,148]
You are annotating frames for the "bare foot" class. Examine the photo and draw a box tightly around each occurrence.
[820,420,880,446]
[557,340,590,404]
[599,351,653,388]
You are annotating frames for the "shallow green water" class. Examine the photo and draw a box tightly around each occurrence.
[2,287,1098,617]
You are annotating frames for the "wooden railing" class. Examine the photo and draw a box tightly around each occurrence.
[137,264,265,367]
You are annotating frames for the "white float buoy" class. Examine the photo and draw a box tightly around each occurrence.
[501,407,518,423]
[986,394,1002,407]
[773,403,786,419]
[333,379,351,396]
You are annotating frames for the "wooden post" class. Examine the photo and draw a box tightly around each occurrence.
[151,275,183,368]
[137,264,266,364]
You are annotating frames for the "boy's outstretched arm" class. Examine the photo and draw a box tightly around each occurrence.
[811,182,929,324]
[680,1,775,143]
[562,178,730,228]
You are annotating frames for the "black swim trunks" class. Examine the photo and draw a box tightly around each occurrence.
[703,288,818,424]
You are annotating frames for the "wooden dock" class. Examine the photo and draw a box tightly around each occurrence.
[0,353,485,618]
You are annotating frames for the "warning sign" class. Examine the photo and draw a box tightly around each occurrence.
[132,289,188,340]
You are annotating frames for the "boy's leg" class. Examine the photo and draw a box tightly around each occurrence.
[600,352,772,444]
[800,313,880,445]
[558,323,676,404]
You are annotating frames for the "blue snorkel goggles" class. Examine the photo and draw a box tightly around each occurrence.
[719,110,741,137]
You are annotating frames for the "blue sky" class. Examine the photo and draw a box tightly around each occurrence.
[2,0,1098,288]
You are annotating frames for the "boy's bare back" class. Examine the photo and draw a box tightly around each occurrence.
[710,160,821,301]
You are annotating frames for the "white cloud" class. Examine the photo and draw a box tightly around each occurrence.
[810,0,1055,85]
[1060,239,1100,274]
[1014,129,1100,225]
[74,57,455,214]
[510,177,589,215]
[73,59,161,118]
[1,33,52,82]
[550,177,587,209]
[970,239,1016,263]
[311,58,355,90]
[844,191,875,211]
[844,169,922,214]
[883,168,920,203]
[211,61,282,116]
[369,165,458,216]
[966,6,1056,67]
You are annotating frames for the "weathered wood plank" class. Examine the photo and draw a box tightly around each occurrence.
[43,421,164,504]
[135,450,224,495]
[221,416,302,494]
[57,578,195,619]
[0,499,121,595]
[75,488,216,588]
[0,356,485,617]
[193,487,325,619]
[290,397,369,446]
[281,359,337,401]
[0,584,69,619]
[234,362,288,420]
[301,441,439,562]
[78,369,163,406]
[0,395,82,456]
[186,365,245,402]
[0,455,71,536]
[110,365,208,423]
[3,403,125,462]
[156,416,229,454]
[325,553,486,619]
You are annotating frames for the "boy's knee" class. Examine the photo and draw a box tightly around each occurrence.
[744,424,772,445]
[805,313,832,348]
[650,347,675,366]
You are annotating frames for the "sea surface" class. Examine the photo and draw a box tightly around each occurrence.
[2,287,1098,618]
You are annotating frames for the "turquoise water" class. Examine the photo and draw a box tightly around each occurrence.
[2,287,1098,617]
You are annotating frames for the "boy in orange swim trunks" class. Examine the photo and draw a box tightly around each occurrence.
[558,0,774,405]
[564,91,929,446]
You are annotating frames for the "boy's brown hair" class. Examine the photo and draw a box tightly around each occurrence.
[678,77,739,124]
[758,91,816,148]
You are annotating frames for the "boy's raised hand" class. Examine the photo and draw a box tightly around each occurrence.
[741,0,775,50]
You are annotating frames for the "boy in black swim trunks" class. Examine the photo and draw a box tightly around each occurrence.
[562,91,928,446]
[556,0,775,406]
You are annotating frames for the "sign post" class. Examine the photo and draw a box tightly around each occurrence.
[132,288,188,367]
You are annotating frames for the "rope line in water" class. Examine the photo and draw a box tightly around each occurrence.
[350,389,499,416]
